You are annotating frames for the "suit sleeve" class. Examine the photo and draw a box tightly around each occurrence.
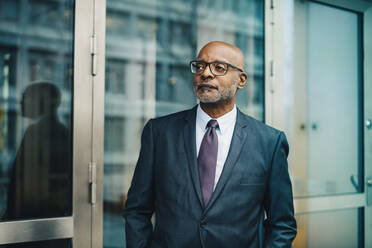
[123,120,156,248]
[263,132,297,248]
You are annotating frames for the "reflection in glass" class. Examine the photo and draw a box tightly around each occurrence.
[6,82,72,219]
[0,0,74,220]
[0,238,72,248]
[104,0,264,247]
[293,208,362,248]
[284,1,362,197]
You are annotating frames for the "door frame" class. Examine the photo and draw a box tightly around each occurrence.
[90,0,106,247]
[0,0,99,245]
[73,0,97,246]
[265,0,372,246]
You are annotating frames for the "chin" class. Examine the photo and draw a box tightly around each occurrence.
[196,92,220,103]
[197,96,221,104]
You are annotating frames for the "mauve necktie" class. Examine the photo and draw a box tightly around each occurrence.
[198,119,219,207]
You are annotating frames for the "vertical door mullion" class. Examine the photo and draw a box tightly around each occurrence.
[91,0,106,247]
[73,0,95,247]
[264,0,274,126]
[363,4,372,248]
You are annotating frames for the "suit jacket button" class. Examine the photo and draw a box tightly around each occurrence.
[200,219,206,226]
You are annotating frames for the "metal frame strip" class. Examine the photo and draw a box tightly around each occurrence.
[91,0,106,247]
[0,217,73,245]
[72,0,95,246]
[294,194,366,215]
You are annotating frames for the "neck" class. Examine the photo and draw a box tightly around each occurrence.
[200,100,235,119]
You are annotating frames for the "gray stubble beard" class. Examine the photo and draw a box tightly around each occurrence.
[195,80,239,104]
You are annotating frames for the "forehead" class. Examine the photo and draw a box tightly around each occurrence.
[197,44,238,64]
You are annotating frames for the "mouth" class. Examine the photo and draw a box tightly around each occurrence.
[197,83,218,91]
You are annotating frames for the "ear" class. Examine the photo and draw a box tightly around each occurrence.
[237,72,248,89]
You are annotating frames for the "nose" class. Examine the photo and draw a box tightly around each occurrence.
[200,64,214,80]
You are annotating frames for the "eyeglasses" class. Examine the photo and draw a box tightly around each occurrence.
[189,60,244,76]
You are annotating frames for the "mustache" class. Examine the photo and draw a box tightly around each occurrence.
[196,82,218,90]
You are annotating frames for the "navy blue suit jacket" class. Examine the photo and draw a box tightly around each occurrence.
[123,106,297,248]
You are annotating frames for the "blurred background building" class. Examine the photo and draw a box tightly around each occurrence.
[0,0,371,247]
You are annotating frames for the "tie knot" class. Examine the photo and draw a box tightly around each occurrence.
[207,119,219,129]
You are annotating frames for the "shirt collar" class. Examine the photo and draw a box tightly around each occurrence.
[196,104,237,135]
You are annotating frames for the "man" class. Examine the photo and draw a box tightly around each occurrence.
[123,41,297,248]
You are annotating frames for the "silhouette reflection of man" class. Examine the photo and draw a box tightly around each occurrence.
[5,82,72,221]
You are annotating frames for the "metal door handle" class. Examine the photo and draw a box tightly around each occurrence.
[367,179,372,187]
[366,119,372,129]
[350,175,359,191]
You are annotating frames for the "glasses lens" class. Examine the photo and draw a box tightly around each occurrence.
[190,61,205,74]
[210,63,227,75]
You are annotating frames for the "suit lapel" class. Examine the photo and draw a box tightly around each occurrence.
[183,106,204,207]
[204,109,249,213]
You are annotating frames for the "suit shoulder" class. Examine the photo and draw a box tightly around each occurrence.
[239,112,289,159]
[155,108,193,121]
[147,107,194,130]
[239,112,284,139]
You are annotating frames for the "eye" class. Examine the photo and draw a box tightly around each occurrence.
[213,63,226,72]
[195,62,205,71]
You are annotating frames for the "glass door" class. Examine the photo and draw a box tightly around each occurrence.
[0,0,100,246]
[266,0,372,247]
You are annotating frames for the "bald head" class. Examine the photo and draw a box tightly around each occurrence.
[197,41,245,70]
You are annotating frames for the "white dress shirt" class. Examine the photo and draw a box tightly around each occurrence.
[196,104,237,190]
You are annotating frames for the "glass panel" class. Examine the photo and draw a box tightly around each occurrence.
[0,0,74,220]
[0,238,72,248]
[104,0,264,247]
[293,208,362,248]
[284,1,362,197]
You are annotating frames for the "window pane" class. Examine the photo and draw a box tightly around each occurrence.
[104,0,264,247]
[0,0,74,221]
[284,1,362,197]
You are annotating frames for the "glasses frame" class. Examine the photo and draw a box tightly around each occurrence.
[189,60,244,76]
